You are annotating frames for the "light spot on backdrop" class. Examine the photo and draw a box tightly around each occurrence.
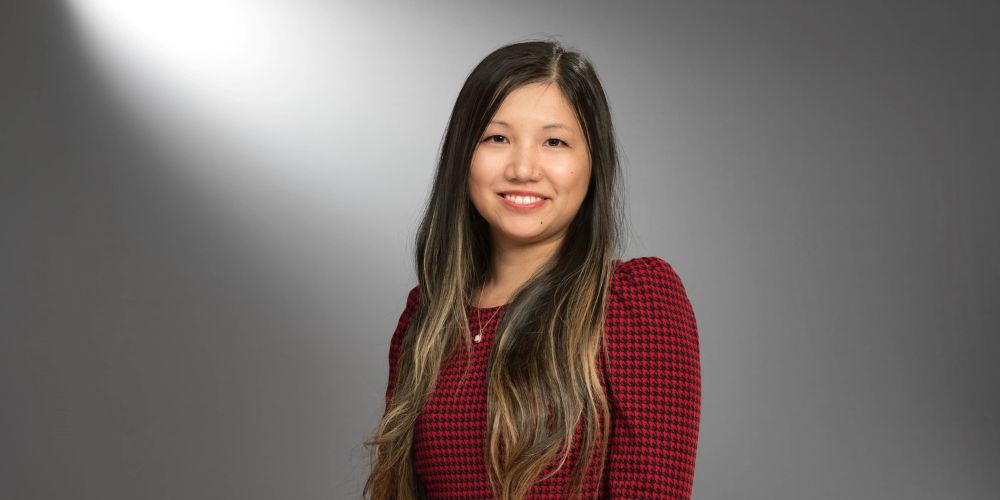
[64,0,388,188]
[61,0,427,294]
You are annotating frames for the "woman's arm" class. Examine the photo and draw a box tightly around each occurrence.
[601,257,702,498]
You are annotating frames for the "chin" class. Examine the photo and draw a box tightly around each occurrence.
[498,230,551,244]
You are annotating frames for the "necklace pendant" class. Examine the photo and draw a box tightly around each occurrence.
[473,332,483,343]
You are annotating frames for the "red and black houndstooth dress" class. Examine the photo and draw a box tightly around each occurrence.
[384,257,701,499]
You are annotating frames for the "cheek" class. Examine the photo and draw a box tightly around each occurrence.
[469,150,494,184]
[467,162,494,209]
[468,158,487,189]
[569,162,592,199]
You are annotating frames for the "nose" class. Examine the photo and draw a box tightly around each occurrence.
[506,142,541,181]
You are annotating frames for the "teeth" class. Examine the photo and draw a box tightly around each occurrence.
[503,194,543,205]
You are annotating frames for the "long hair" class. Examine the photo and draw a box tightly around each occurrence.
[364,38,626,499]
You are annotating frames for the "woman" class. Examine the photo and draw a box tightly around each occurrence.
[364,40,701,499]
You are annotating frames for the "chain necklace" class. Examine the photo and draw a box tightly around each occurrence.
[474,281,502,343]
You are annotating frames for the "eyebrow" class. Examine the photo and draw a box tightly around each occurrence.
[490,119,571,131]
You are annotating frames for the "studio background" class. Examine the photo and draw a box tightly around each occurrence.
[2,1,997,499]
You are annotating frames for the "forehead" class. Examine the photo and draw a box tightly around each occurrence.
[490,82,581,130]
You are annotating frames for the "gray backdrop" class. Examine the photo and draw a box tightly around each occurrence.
[3,1,997,498]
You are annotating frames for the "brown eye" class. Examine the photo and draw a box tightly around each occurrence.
[546,138,567,147]
[484,135,508,143]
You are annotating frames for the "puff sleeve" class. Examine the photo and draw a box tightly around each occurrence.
[384,285,420,411]
[601,257,702,498]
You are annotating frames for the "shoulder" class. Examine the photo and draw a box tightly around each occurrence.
[610,256,691,303]
[606,256,698,344]
[403,285,421,312]
[398,285,421,327]
[389,285,421,349]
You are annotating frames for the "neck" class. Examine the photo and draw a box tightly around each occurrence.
[481,233,564,303]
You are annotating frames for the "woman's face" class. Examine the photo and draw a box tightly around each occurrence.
[468,82,591,252]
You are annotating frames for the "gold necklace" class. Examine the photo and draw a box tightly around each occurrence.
[474,282,502,343]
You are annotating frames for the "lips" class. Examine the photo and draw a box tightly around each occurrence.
[498,192,546,209]
[499,190,549,199]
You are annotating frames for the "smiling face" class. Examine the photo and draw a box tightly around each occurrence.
[468,81,592,252]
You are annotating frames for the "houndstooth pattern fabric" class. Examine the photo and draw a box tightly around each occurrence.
[383,257,701,499]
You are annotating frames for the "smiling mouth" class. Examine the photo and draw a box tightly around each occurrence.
[498,193,547,205]
[497,193,547,210]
